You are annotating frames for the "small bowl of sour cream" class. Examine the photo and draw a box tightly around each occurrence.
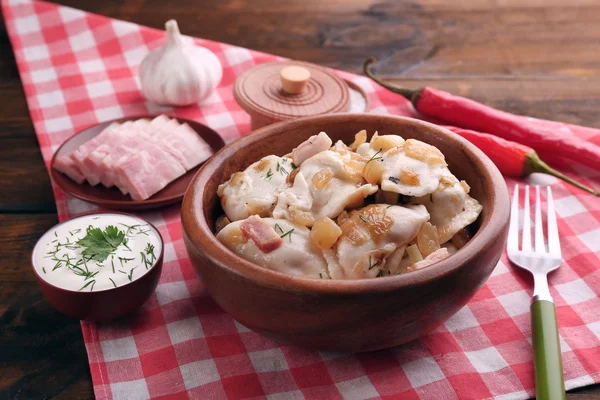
[31,213,163,321]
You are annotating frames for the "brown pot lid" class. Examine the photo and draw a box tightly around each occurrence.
[234,61,350,121]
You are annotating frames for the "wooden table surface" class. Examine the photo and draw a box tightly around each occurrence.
[1,0,599,398]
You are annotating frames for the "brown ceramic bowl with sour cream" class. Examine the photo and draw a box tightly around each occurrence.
[181,113,510,352]
[31,212,164,321]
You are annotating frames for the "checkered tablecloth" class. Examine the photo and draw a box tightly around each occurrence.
[4,0,600,399]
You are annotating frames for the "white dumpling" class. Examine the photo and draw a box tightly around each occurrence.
[414,170,482,243]
[328,204,430,279]
[379,139,447,197]
[273,150,378,226]
[217,155,293,221]
[216,218,329,278]
[356,132,405,159]
[436,196,482,243]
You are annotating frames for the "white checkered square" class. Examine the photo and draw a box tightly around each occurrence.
[22,44,50,62]
[44,116,72,133]
[336,376,379,400]
[167,317,204,344]
[95,105,124,122]
[204,112,236,129]
[248,348,289,373]
[497,290,531,317]
[123,46,148,67]
[14,15,39,35]
[402,357,445,387]
[578,228,600,252]
[180,360,220,390]
[444,306,479,332]
[100,336,139,362]
[465,347,509,373]
[555,279,596,304]
[79,59,106,73]
[267,391,304,400]
[163,242,177,263]
[69,30,96,51]
[586,321,600,341]
[223,47,252,66]
[491,260,510,277]
[554,195,586,218]
[86,81,114,98]
[156,281,190,306]
[30,67,57,83]
[37,90,64,108]
[110,378,150,400]
[58,6,86,23]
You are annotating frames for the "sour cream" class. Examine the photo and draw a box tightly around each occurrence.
[33,213,162,292]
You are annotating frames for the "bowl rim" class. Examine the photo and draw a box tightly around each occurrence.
[182,113,510,295]
[31,211,165,294]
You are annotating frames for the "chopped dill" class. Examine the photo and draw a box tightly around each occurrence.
[109,278,117,288]
[376,270,384,277]
[265,168,274,180]
[280,228,294,242]
[366,149,383,164]
[359,214,369,223]
[368,256,379,270]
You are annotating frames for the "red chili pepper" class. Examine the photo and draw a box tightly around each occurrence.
[442,126,598,195]
[364,58,600,170]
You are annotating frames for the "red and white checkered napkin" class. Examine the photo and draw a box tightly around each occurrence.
[4,0,600,398]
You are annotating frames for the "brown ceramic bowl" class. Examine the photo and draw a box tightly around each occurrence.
[181,113,510,352]
[31,213,164,321]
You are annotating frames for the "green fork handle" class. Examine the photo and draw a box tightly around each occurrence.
[531,299,566,400]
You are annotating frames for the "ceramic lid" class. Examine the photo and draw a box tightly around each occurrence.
[234,61,350,121]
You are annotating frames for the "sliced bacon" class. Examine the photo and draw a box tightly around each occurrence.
[292,131,333,165]
[239,216,283,253]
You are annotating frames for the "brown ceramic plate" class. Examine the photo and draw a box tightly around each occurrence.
[50,116,225,211]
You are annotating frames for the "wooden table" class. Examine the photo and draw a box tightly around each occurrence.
[0,0,598,398]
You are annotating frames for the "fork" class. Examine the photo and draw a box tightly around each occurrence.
[507,185,566,400]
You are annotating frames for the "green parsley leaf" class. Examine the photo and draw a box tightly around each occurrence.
[76,225,126,262]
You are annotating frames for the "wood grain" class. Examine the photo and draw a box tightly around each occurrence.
[1,0,599,397]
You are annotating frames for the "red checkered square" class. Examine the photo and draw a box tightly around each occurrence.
[145,368,186,398]
[214,353,256,378]
[139,346,179,377]
[290,362,334,388]
[206,334,247,358]
[4,0,600,398]
[173,338,212,365]
[221,373,265,399]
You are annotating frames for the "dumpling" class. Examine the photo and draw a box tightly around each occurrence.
[217,217,329,278]
[328,204,430,279]
[379,139,448,197]
[217,155,293,221]
[273,150,378,226]
[356,131,405,159]
[414,170,482,243]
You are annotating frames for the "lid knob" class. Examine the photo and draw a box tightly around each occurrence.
[280,66,311,94]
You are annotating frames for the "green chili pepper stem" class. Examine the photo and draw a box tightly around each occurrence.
[363,58,420,102]
[524,152,599,196]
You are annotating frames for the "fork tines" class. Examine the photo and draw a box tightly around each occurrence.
[508,185,561,257]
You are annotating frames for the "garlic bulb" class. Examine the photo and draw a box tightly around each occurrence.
[139,20,223,106]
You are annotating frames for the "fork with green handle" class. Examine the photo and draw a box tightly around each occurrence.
[507,185,566,400]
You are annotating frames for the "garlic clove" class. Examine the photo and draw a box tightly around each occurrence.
[139,19,223,107]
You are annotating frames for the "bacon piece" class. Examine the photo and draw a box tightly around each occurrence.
[292,131,332,165]
[239,215,283,253]
[54,156,85,184]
